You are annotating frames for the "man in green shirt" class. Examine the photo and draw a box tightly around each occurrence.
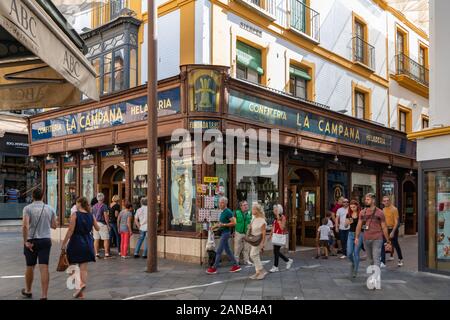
[207,197,241,274]
[234,200,252,265]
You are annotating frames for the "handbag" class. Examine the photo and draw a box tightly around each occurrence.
[56,249,69,272]
[272,233,287,246]
[244,222,263,246]
[384,242,393,254]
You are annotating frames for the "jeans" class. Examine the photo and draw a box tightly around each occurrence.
[364,239,383,266]
[381,228,403,263]
[134,230,148,257]
[273,245,289,267]
[214,231,238,268]
[120,232,130,257]
[347,232,363,272]
[234,232,251,264]
[109,223,120,248]
[339,229,349,255]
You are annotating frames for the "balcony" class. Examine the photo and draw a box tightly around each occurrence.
[235,0,277,21]
[394,53,429,98]
[352,36,375,71]
[288,0,320,43]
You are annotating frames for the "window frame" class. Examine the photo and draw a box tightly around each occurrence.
[398,105,412,133]
[422,115,430,130]
[288,59,315,101]
[352,82,372,121]
[352,12,369,65]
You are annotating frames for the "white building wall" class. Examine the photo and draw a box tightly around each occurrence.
[386,11,429,131]
[223,12,389,126]
[416,0,450,162]
[195,0,211,64]
[314,0,387,79]
[141,10,181,84]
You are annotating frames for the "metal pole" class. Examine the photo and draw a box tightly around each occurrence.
[147,0,157,273]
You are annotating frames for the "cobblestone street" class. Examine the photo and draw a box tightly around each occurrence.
[0,228,449,300]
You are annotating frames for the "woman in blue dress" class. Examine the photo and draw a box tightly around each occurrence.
[62,197,100,298]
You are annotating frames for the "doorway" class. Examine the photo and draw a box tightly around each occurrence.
[403,180,417,235]
[289,167,320,249]
[100,166,126,204]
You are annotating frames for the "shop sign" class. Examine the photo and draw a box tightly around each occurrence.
[0,133,28,156]
[189,120,220,130]
[204,177,219,183]
[228,89,416,157]
[131,147,148,155]
[31,87,181,142]
[100,149,124,158]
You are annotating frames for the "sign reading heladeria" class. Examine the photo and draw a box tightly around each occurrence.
[228,89,416,157]
[31,87,181,142]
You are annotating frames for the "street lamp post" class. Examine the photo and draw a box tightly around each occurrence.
[146,0,158,273]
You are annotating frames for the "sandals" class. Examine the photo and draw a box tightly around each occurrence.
[21,289,32,298]
[73,285,86,299]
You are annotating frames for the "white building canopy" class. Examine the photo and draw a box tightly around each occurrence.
[0,0,99,110]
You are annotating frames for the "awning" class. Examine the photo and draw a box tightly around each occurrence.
[0,0,99,111]
[289,65,311,81]
[236,41,264,75]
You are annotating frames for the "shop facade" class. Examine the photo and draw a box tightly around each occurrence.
[28,65,417,262]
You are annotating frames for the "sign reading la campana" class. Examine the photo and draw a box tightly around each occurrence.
[31,87,181,142]
[228,89,414,156]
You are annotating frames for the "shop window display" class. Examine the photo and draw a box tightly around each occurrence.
[46,169,58,214]
[236,163,279,225]
[168,156,197,232]
[327,171,348,210]
[0,157,40,219]
[425,170,450,272]
[64,168,77,224]
[132,158,162,231]
[351,172,376,205]
[382,180,397,207]
[82,166,95,203]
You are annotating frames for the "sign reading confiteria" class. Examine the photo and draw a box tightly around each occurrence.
[31,87,181,142]
[228,89,415,157]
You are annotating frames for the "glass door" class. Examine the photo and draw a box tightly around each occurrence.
[291,0,306,33]
[289,185,299,251]
[301,187,319,246]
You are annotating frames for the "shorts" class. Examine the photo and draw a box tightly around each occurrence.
[319,240,329,247]
[93,222,110,240]
[24,238,52,266]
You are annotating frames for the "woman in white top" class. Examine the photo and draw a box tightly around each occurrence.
[249,203,267,280]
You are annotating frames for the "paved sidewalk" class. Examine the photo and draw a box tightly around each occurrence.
[0,231,449,300]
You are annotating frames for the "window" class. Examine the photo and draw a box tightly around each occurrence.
[352,83,371,120]
[351,172,377,206]
[113,49,125,92]
[46,169,58,215]
[396,26,408,72]
[289,65,311,99]
[236,41,263,84]
[103,52,112,94]
[422,116,430,129]
[110,0,125,20]
[419,43,429,83]
[130,48,137,88]
[396,30,406,55]
[290,0,307,33]
[64,168,77,225]
[399,110,407,132]
[424,170,450,272]
[355,91,365,120]
[82,166,95,203]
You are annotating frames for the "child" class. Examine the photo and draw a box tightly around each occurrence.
[316,218,332,259]
[117,202,133,258]
[326,212,337,256]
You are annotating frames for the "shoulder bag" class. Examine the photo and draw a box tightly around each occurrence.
[244,221,263,247]
[56,249,70,272]
[272,219,287,247]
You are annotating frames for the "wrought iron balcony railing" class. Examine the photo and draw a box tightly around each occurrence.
[352,35,375,70]
[289,0,320,42]
[236,0,276,19]
[395,53,429,87]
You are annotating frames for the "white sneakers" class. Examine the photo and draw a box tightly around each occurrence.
[398,260,404,267]
[269,259,293,273]
[380,262,386,268]
[286,259,294,269]
[269,266,279,273]
[340,255,347,259]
